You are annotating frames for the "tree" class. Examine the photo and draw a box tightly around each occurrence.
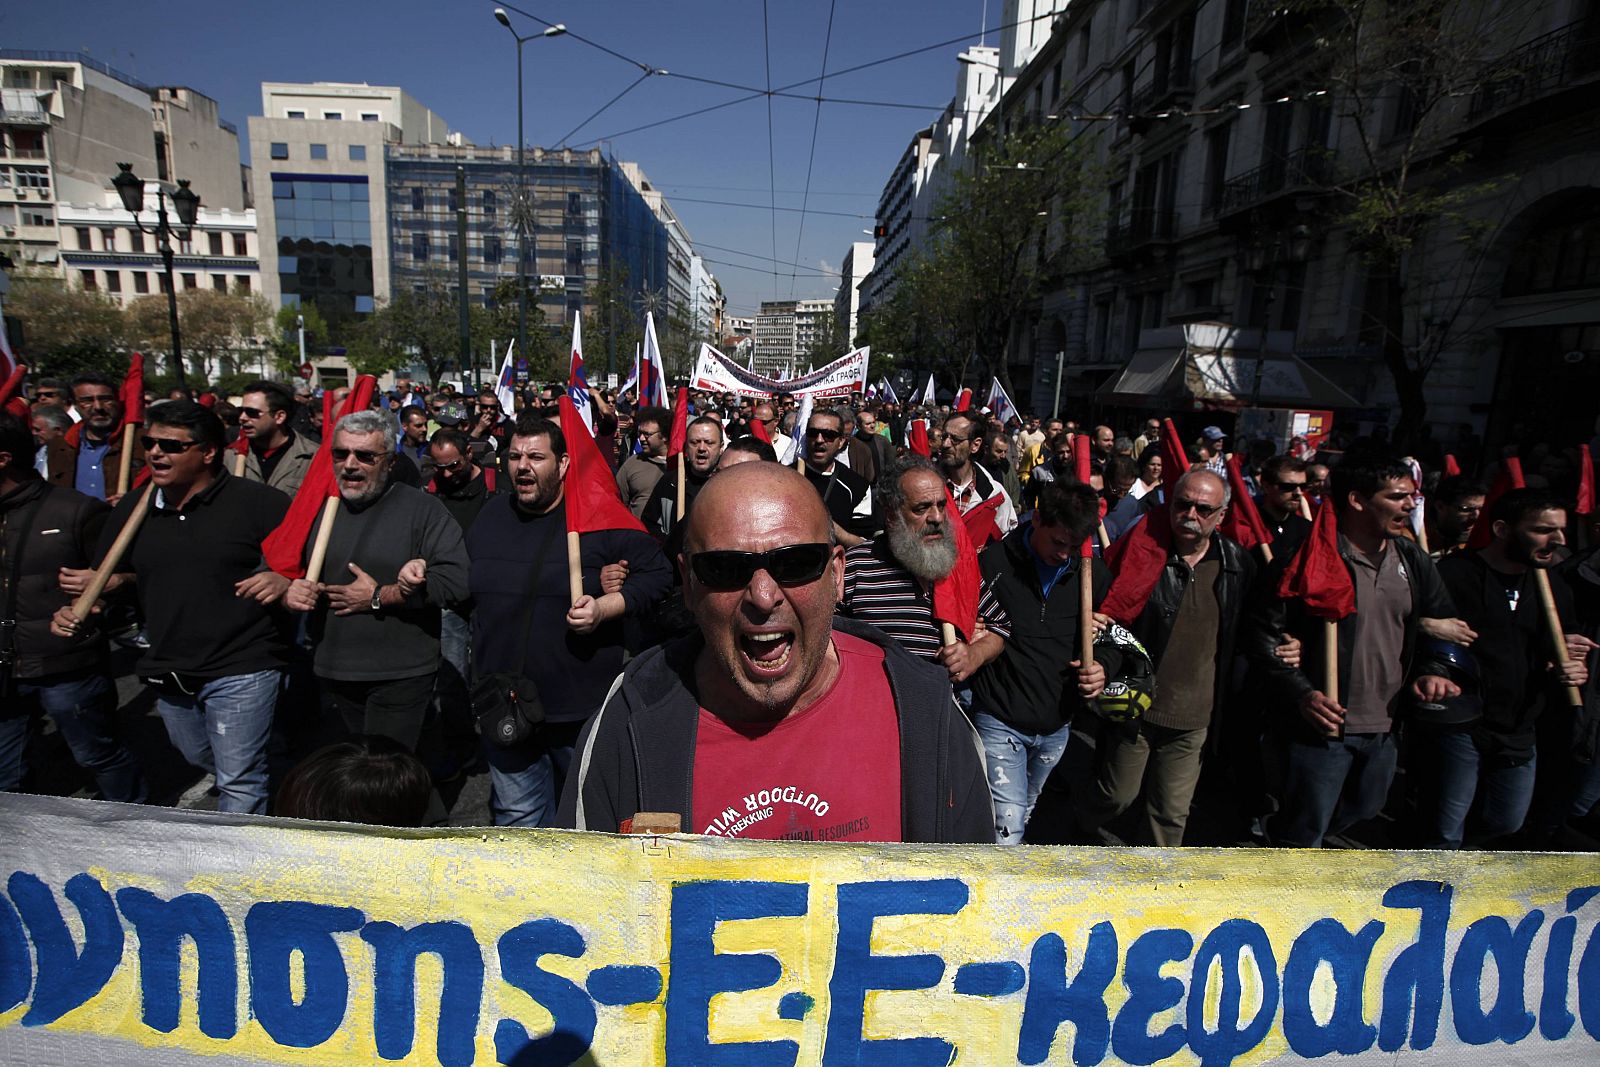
[486,277,553,382]
[124,289,271,386]
[347,270,507,388]
[582,265,643,380]
[866,118,1104,398]
[4,274,128,379]
[1310,0,1540,444]
[268,303,329,380]
[799,308,846,369]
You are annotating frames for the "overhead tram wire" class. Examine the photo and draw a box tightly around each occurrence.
[556,69,657,148]
[660,195,870,218]
[789,0,838,297]
[762,0,779,299]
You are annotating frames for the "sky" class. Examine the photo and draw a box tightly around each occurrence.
[2,0,1001,321]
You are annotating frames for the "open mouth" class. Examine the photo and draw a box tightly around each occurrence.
[739,629,794,676]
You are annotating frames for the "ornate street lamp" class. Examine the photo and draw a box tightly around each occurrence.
[114,162,201,389]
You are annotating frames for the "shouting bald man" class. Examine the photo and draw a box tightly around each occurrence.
[556,462,992,842]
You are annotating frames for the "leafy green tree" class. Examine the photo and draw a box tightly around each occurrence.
[124,289,270,386]
[487,276,554,382]
[4,274,128,379]
[269,303,329,380]
[582,265,643,380]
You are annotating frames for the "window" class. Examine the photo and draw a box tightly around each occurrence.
[1049,63,1061,105]
[1204,123,1232,213]
[413,232,430,261]
[309,143,328,160]
[361,112,380,121]
[482,190,497,217]
[132,272,150,294]
[75,227,92,250]
[131,228,148,252]
[1220,0,1246,52]
[567,192,581,215]
[323,111,343,120]
[212,274,228,291]
[159,273,171,294]
[101,228,117,251]
[566,240,583,273]
[235,275,251,293]
[181,273,198,290]
[484,236,502,264]
[270,142,289,159]
[411,187,425,212]
[20,209,53,227]
[1078,23,1091,69]
[209,232,224,255]
[1187,278,1215,309]
[286,110,305,119]
[1502,198,1600,296]
[448,234,458,262]
[354,295,374,313]
[104,271,121,294]
[348,144,366,161]
[80,270,96,291]
[281,293,301,309]
[233,233,248,255]
[448,187,459,213]
[15,167,49,190]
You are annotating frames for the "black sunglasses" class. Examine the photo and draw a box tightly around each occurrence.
[806,427,841,441]
[1273,481,1306,493]
[689,543,831,590]
[140,436,202,454]
[1172,497,1224,518]
[331,447,385,465]
[239,406,269,418]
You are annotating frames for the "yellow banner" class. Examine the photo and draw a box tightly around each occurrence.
[1,793,1597,1065]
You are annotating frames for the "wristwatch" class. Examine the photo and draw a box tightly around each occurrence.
[371,586,383,613]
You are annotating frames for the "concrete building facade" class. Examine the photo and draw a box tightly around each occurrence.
[57,200,258,303]
[834,240,875,345]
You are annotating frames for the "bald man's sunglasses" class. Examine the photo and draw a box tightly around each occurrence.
[689,543,831,590]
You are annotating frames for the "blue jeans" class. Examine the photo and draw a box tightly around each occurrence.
[485,720,583,827]
[973,711,1070,846]
[0,672,146,803]
[155,669,282,814]
[1412,728,1536,848]
[1272,731,1398,848]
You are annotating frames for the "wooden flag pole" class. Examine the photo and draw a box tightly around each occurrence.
[72,484,152,620]
[1079,550,1095,667]
[567,530,584,606]
[676,452,686,521]
[941,622,957,646]
[1533,568,1584,707]
[1261,542,1275,563]
[233,450,247,477]
[304,497,341,584]
[1097,521,1111,549]
[1324,619,1341,738]
[116,423,137,497]
[1299,495,1313,521]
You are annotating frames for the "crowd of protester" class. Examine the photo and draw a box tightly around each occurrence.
[2,368,1597,853]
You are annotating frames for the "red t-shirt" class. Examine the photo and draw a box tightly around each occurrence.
[692,630,902,842]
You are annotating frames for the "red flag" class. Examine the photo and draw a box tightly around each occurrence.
[908,419,931,457]
[560,395,645,535]
[229,431,249,457]
[261,375,378,577]
[1444,454,1461,478]
[1161,418,1190,499]
[1218,453,1273,552]
[959,494,1004,549]
[955,387,972,412]
[120,353,145,428]
[1277,497,1355,619]
[1465,457,1525,550]
[1578,445,1594,515]
[0,362,25,414]
[1100,506,1173,624]
[667,386,689,458]
[933,488,981,641]
[749,413,772,444]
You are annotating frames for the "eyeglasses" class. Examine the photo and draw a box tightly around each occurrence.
[689,543,831,590]
[806,427,842,441]
[1172,497,1224,518]
[938,433,970,444]
[1273,481,1307,493]
[140,436,202,454]
[239,406,268,418]
[434,458,467,474]
[331,447,385,465]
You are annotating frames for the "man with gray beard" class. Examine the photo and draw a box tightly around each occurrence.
[838,455,1009,685]
[285,410,470,752]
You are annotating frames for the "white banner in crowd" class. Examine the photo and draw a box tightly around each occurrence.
[691,344,869,399]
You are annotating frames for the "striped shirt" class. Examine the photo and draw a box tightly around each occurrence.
[838,538,1012,661]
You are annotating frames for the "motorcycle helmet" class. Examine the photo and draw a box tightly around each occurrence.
[1093,621,1156,722]
[1406,637,1483,726]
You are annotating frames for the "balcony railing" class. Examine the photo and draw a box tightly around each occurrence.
[1468,20,1600,121]
[1216,147,1331,215]
[1130,63,1196,116]
[1105,207,1175,257]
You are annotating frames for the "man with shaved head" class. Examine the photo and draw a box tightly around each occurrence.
[557,462,992,842]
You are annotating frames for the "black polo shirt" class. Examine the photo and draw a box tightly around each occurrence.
[97,469,292,679]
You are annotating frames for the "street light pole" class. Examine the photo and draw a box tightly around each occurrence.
[494,10,566,376]
[113,162,199,390]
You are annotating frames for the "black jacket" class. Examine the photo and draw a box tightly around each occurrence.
[1,477,109,679]
[1127,532,1257,750]
[1436,551,1577,760]
[1559,546,1600,761]
[970,525,1111,733]
[1244,533,1454,739]
[554,617,994,843]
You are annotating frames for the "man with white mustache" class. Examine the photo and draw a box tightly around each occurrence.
[285,410,469,754]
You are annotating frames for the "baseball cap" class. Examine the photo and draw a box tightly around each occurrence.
[434,402,468,427]
[1201,425,1227,442]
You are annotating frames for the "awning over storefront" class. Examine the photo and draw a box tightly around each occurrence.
[1097,322,1359,409]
